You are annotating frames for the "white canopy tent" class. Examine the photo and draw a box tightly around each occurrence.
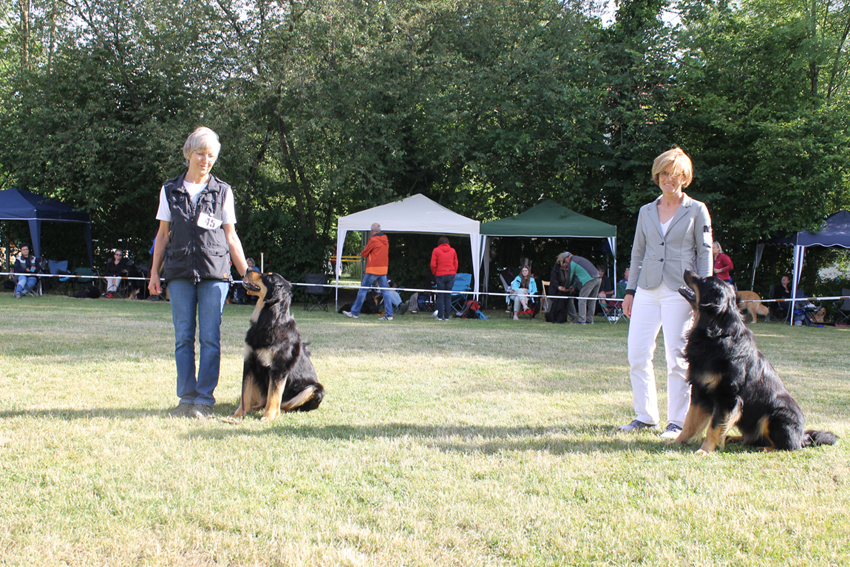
[335,194,481,306]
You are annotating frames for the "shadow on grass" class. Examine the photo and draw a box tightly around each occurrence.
[1,407,829,456]
[195,416,764,455]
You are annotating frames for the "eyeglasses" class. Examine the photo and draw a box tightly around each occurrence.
[115,254,123,258]
[659,171,682,180]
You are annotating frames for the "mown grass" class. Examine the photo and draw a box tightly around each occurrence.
[0,294,848,566]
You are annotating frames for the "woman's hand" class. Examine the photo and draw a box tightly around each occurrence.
[623,294,634,318]
[148,269,163,296]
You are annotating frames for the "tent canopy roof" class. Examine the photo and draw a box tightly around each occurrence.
[480,199,616,238]
[763,210,850,248]
[0,188,90,223]
[793,210,850,248]
[337,194,479,235]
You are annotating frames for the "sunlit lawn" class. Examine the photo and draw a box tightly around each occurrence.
[0,293,848,566]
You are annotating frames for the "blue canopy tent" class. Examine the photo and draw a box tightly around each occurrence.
[0,188,94,267]
[752,210,850,325]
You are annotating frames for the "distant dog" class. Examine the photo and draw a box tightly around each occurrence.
[674,270,836,453]
[233,271,324,421]
[737,290,770,323]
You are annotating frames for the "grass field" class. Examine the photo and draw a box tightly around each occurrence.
[1,293,848,566]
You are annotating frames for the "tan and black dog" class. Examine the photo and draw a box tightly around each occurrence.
[233,271,324,420]
[674,270,836,453]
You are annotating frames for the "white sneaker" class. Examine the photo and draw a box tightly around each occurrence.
[380,315,393,321]
[660,423,683,440]
[617,419,656,433]
[342,310,358,319]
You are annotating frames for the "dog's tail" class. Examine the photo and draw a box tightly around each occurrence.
[280,384,325,412]
[802,430,838,447]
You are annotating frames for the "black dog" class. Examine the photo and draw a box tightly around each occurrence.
[233,271,324,420]
[674,270,836,453]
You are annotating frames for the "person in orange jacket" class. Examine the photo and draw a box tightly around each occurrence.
[430,236,458,321]
[343,223,394,320]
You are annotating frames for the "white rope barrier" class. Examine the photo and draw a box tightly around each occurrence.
[4,272,846,304]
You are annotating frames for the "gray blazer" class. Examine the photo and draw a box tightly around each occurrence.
[626,194,713,293]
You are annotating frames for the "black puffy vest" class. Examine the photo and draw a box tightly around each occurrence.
[162,172,232,283]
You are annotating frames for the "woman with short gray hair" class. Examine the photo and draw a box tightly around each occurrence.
[149,127,249,419]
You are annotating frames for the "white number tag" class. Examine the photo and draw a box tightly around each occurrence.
[197,212,222,230]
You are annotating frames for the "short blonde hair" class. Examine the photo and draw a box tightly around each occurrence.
[182,127,221,162]
[651,147,693,187]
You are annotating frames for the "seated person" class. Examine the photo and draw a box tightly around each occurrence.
[597,265,614,298]
[14,244,41,298]
[104,249,130,297]
[772,275,792,320]
[509,265,537,320]
[387,278,410,315]
[618,268,629,289]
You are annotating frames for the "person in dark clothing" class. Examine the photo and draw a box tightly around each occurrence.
[104,250,131,298]
[13,245,41,298]
[772,275,793,320]
[545,252,577,324]
[149,127,249,420]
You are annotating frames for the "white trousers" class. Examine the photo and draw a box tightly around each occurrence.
[627,283,694,427]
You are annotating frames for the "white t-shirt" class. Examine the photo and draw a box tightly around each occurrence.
[659,217,673,236]
[155,180,236,225]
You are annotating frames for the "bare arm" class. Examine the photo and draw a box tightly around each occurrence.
[148,221,170,295]
[224,224,248,277]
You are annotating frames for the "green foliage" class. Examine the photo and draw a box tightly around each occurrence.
[0,0,849,287]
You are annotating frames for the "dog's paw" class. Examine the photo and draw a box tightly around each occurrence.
[695,448,714,456]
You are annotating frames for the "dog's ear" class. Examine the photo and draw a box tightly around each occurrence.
[262,273,293,305]
[260,273,282,304]
[699,280,740,322]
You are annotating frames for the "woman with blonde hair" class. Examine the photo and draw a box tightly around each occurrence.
[712,241,734,284]
[618,147,713,439]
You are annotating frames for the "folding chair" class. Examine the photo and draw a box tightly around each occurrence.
[539,280,550,314]
[498,272,538,318]
[450,273,473,313]
[112,259,138,298]
[769,285,791,323]
[599,282,627,324]
[70,267,101,296]
[48,259,72,295]
[791,289,818,326]
[833,288,850,326]
[303,273,329,311]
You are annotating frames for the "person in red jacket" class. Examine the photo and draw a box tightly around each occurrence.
[343,223,394,320]
[430,236,458,321]
[713,241,734,285]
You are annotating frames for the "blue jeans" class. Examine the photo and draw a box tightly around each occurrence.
[167,279,229,406]
[350,273,392,317]
[435,274,456,319]
[15,275,37,295]
[387,289,402,308]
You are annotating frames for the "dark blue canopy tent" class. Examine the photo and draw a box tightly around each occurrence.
[752,210,850,325]
[0,188,93,266]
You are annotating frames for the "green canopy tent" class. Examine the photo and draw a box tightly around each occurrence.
[479,199,617,295]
